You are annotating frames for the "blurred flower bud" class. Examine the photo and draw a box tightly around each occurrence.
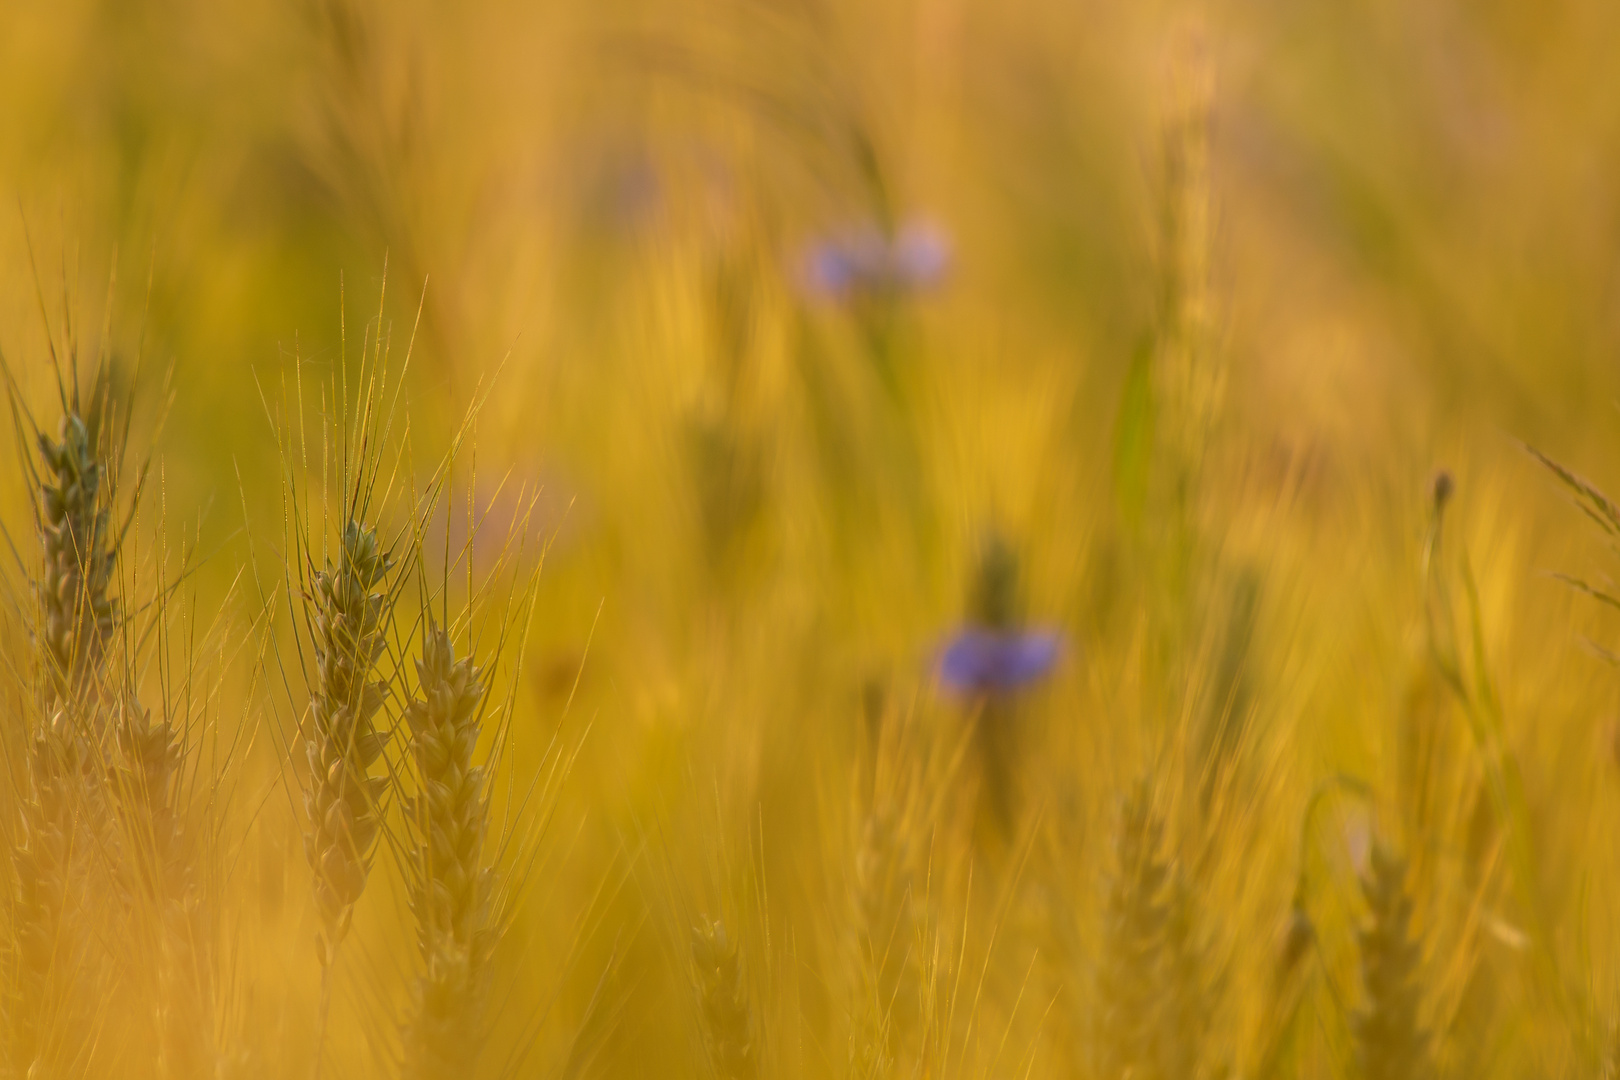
[1432,469,1454,513]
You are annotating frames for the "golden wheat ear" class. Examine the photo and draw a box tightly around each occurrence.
[691,917,758,1080]
[1352,842,1431,1080]
[1096,779,1213,1080]
[399,619,493,1080]
[5,720,83,1072]
[252,273,426,1078]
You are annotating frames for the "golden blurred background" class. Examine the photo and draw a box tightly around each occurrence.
[4,0,1620,1077]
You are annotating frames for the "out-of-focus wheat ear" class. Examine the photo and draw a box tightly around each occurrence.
[1097,782,1168,1080]
[109,691,185,894]
[1255,885,1316,1080]
[302,518,396,967]
[851,803,919,1067]
[36,411,118,708]
[108,687,220,1077]
[849,1000,894,1080]
[401,621,491,1080]
[1096,779,1210,1080]
[1038,868,1086,1080]
[1162,867,1214,1080]
[7,720,91,1073]
[1352,842,1431,1080]
[692,918,757,1080]
[1603,1016,1620,1080]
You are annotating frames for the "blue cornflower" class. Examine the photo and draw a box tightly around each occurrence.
[937,626,1061,695]
[799,217,952,302]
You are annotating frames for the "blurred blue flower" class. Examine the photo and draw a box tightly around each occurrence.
[423,465,583,571]
[571,141,664,237]
[937,627,1061,694]
[802,226,886,298]
[799,217,952,302]
[890,220,951,289]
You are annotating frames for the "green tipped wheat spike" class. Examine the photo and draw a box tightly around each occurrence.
[402,623,492,1079]
[692,918,756,1080]
[6,409,121,1071]
[1353,843,1430,1080]
[1097,782,1209,1080]
[37,413,117,700]
[304,519,395,963]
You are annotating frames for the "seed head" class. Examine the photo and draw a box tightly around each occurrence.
[692,918,756,1080]
[403,623,494,1080]
[302,520,396,963]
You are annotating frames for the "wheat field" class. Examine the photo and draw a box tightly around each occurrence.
[2,1,1620,1078]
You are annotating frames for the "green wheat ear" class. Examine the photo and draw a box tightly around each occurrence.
[6,403,125,1072]
[1353,843,1431,1080]
[37,412,118,704]
[402,622,493,1080]
[692,918,757,1080]
[303,518,396,965]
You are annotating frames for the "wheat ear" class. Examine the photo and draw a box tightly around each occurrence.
[1097,781,1210,1080]
[1353,843,1430,1080]
[303,519,395,965]
[692,917,756,1080]
[401,622,491,1079]
[37,413,117,704]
